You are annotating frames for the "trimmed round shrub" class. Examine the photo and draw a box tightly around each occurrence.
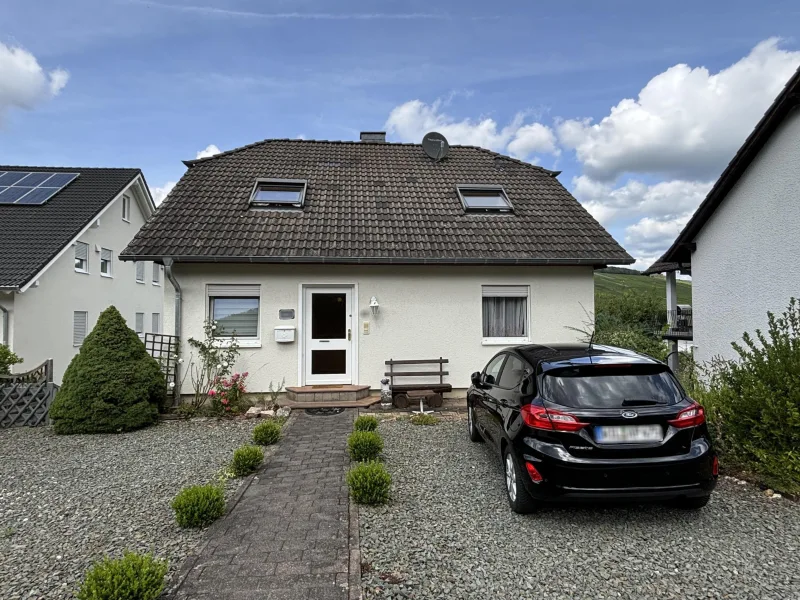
[171,483,225,528]
[49,306,167,434]
[76,551,167,600]
[231,444,264,476]
[354,415,379,432]
[253,420,282,445]
[347,461,391,505]
[348,430,383,462]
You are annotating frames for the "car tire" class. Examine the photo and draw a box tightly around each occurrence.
[503,448,537,514]
[672,495,711,510]
[467,403,483,443]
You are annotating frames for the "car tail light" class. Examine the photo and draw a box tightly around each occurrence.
[525,462,543,483]
[521,404,588,432]
[668,402,706,428]
[712,455,719,477]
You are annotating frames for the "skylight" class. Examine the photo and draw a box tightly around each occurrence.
[457,185,513,212]
[249,179,307,208]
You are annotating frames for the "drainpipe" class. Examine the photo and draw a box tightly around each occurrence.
[163,258,182,400]
[665,271,679,373]
[0,304,8,346]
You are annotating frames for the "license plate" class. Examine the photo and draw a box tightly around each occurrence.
[595,425,663,444]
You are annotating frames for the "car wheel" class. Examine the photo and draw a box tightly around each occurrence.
[503,448,537,514]
[672,495,711,510]
[467,403,483,443]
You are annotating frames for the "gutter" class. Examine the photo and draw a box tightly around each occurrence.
[119,255,636,266]
[163,258,182,399]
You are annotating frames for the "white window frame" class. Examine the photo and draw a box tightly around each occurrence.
[100,248,113,278]
[135,261,145,283]
[152,263,161,286]
[481,285,530,345]
[74,242,89,274]
[135,312,145,337]
[249,179,307,209]
[122,195,131,222]
[73,311,88,347]
[206,284,261,348]
[457,184,514,213]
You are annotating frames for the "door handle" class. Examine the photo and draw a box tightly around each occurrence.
[320,340,330,343]
[347,328,352,341]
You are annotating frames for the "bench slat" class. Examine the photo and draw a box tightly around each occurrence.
[391,383,452,393]
[384,370,449,377]
[385,358,449,365]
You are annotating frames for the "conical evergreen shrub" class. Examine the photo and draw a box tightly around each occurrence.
[49,305,167,434]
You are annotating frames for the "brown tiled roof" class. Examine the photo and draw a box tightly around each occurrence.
[121,140,632,266]
[0,167,141,289]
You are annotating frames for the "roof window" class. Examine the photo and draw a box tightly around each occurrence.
[249,179,307,208]
[457,185,513,213]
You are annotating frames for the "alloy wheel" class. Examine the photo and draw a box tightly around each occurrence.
[505,454,517,502]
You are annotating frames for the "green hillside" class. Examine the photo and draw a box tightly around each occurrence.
[594,272,692,305]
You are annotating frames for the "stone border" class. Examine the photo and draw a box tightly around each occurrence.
[163,410,300,598]
[347,409,362,600]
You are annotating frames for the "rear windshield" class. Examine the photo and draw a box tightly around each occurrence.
[543,366,684,409]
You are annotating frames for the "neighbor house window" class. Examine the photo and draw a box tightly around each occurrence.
[207,284,260,343]
[482,285,529,342]
[135,261,145,283]
[74,242,89,273]
[152,264,161,285]
[152,313,161,334]
[73,311,88,347]
[457,185,513,212]
[122,195,131,221]
[135,312,144,337]
[100,248,113,277]
[249,179,307,208]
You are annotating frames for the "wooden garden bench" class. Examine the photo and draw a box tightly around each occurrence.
[384,357,452,408]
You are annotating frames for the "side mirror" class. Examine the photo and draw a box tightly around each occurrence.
[470,371,482,387]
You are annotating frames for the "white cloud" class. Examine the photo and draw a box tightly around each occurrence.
[572,175,711,227]
[558,38,800,181]
[384,98,558,162]
[624,216,692,269]
[0,43,69,123]
[196,144,221,159]
[150,181,176,205]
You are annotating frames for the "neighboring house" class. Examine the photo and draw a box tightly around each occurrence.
[646,66,800,368]
[120,132,632,394]
[0,167,164,384]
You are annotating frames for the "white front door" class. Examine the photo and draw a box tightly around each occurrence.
[304,286,353,385]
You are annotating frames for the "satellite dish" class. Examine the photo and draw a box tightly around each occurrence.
[422,131,450,161]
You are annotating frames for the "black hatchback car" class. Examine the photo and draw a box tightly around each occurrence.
[467,343,717,513]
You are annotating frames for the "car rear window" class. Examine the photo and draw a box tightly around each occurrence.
[543,365,684,409]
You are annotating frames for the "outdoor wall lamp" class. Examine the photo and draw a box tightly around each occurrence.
[369,296,380,315]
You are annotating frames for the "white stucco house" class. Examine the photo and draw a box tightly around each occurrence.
[120,132,633,396]
[647,66,800,368]
[0,167,164,384]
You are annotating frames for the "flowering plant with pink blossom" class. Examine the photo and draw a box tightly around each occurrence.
[209,371,250,415]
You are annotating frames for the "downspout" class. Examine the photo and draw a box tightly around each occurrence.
[0,304,8,346]
[163,258,182,401]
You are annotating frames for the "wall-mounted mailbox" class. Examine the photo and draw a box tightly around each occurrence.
[274,326,296,343]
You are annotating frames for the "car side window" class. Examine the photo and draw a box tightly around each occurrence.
[483,354,506,386]
[498,355,526,389]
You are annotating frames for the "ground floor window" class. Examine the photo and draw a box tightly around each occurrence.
[482,285,529,342]
[207,284,261,341]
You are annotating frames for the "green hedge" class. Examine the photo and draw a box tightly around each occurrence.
[347,461,391,505]
[252,420,282,446]
[76,551,167,600]
[347,431,383,462]
[354,415,379,432]
[171,484,225,528]
[231,444,264,476]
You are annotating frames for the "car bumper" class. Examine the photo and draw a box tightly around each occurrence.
[517,436,717,502]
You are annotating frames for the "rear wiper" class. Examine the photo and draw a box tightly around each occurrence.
[622,398,666,406]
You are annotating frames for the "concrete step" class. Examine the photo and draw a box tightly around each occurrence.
[285,384,371,403]
[280,396,381,409]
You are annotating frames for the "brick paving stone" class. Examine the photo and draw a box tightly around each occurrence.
[172,410,354,599]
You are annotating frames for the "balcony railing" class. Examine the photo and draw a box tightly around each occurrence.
[662,308,693,340]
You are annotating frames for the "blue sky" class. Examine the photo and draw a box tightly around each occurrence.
[2,0,800,267]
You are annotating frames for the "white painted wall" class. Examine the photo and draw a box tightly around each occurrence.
[692,107,800,365]
[164,264,594,393]
[9,181,163,383]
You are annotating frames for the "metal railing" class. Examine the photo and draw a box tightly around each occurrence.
[662,308,693,340]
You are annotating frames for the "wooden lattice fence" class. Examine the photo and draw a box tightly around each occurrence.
[0,359,57,427]
[145,333,179,404]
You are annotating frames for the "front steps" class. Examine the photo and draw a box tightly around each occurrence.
[285,384,372,403]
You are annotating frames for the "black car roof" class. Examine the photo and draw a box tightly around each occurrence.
[514,343,663,372]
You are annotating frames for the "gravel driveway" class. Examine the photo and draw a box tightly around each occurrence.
[0,419,257,600]
[360,417,800,600]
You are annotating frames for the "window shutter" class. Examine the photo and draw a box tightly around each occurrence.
[135,312,144,334]
[152,313,160,333]
[152,263,160,284]
[136,261,145,281]
[482,285,528,297]
[101,248,112,262]
[75,242,88,262]
[73,311,88,346]
[207,284,260,297]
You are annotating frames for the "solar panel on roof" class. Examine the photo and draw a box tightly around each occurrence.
[0,171,79,205]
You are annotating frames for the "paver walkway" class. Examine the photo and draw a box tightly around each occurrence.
[172,409,356,600]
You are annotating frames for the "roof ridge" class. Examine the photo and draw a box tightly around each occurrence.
[0,165,141,172]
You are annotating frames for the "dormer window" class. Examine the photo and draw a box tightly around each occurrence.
[249,179,307,208]
[457,185,513,212]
